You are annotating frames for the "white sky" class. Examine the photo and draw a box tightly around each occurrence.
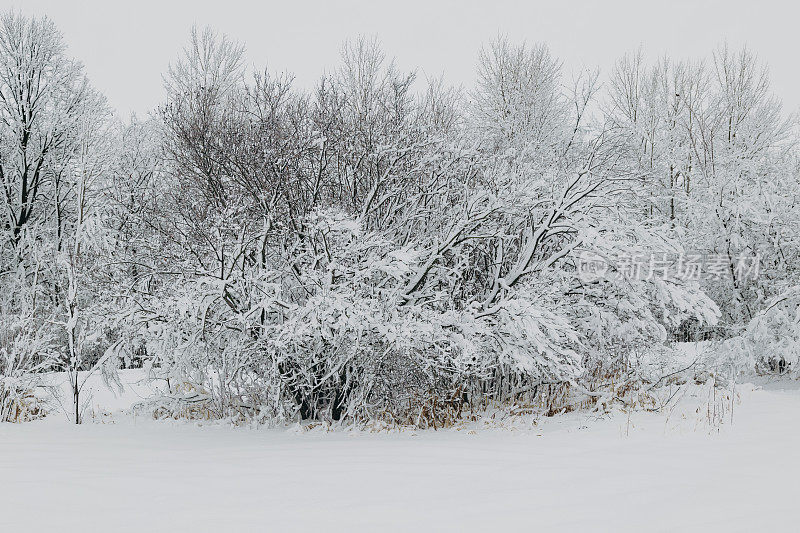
[5,0,800,117]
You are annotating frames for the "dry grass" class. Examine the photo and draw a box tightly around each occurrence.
[133,381,218,421]
[1,388,46,423]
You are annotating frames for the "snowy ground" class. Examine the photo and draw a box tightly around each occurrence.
[1,369,798,532]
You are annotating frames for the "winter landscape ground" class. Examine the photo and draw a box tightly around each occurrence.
[2,3,800,531]
[1,361,798,532]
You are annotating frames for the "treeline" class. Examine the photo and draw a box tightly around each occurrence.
[1,13,798,424]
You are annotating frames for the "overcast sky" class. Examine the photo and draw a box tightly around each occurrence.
[5,0,799,117]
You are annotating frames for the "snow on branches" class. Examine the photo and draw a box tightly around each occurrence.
[1,16,798,425]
